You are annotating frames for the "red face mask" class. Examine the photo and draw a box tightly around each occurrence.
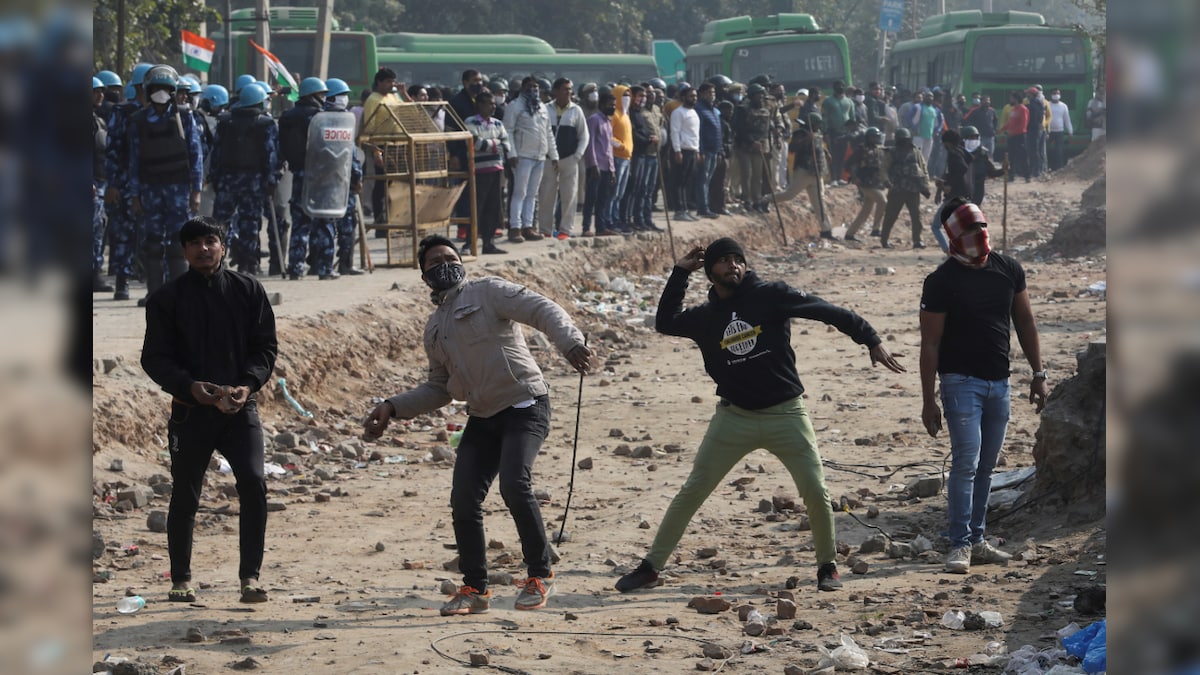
[943,203,991,267]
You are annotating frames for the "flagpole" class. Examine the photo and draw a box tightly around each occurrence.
[254,0,270,83]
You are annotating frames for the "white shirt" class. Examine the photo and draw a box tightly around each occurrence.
[1048,100,1073,134]
[670,105,700,152]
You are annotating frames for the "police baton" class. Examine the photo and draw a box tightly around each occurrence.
[264,194,287,279]
[758,148,788,246]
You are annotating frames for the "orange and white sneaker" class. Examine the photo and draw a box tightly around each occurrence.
[513,573,555,611]
[439,585,491,616]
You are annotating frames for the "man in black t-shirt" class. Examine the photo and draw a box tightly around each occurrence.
[919,198,1049,575]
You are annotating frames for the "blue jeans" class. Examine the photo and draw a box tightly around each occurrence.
[940,373,1010,548]
[606,157,630,228]
[629,154,659,226]
[693,151,719,214]
[509,158,546,230]
[451,396,553,590]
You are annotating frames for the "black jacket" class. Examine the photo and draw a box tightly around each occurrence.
[141,267,278,404]
[656,268,880,409]
[942,145,973,202]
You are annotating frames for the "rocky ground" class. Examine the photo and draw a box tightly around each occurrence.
[92,154,1106,675]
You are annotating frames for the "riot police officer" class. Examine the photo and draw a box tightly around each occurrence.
[279,77,338,279]
[104,62,151,300]
[324,78,365,276]
[93,77,113,291]
[126,64,204,302]
[211,82,280,274]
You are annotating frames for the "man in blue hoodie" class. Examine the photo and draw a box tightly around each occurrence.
[615,238,906,595]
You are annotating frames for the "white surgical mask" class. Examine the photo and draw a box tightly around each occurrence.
[964,139,981,152]
[1051,94,1061,102]
[587,91,598,103]
[731,94,743,103]
[150,90,171,104]
[854,95,865,103]
[333,94,349,108]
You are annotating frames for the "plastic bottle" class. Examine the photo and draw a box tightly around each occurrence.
[116,596,146,614]
[449,430,463,448]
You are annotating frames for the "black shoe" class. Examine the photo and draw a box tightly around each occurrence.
[615,559,660,593]
[819,231,836,240]
[339,265,366,275]
[817,562,842,592]
[288,273,301,281]
[319,272,340,280]
[844,235,861,243]
[643,223,664,232]
[482,245,507,255]
[913,242,926,249]
[715,209,733,216]
[880,241,892,249]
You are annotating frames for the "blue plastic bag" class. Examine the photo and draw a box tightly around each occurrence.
[1062,619,1106,673]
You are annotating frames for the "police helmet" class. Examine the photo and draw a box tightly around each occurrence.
[486,79,507,94]
[129,63,154,86]
[298,77,327,98]
[256,81,272,95]
[648,77,667,90]
[234,74,257,93]
[92,76,103,89]
[707,74,732,88]
[124,84,136,101]
[579,81,597,96]
[747,83,766,97]
[237,82,269,108]
[597,85,612,98]
[143,65,179,91]
[894,127,912,140]
[748,74,771,86]
[201,84,229,109]
[535,77,552,93]
[96,70,122,87]
[325,78,351,97]
[865,126,882,142]
[178,76,201,94]
[960,125,980,138]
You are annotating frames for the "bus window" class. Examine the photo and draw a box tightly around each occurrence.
[729,40,845,88]
[972,35,1087,80]
[271,34,369,84]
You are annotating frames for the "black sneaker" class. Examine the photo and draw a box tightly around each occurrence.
[615,559,660,593]
[819,231,836,240]
[817,562,842,592]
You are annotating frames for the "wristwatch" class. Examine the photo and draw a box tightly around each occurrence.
[1032,370,1048,380]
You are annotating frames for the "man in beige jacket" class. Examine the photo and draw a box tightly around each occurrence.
[364,235,593,616]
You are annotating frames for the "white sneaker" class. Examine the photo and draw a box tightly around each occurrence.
[971,540,1012,564]
[945,545,971,574]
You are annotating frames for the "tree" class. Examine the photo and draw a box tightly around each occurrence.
[94,0,220,75]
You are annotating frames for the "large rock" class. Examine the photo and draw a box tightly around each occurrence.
[1029,339,1106,521]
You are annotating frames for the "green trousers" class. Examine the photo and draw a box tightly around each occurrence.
[646,396,836,569]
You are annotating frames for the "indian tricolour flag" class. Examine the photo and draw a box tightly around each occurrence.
[181,30,215,73]
[249,39,300,99]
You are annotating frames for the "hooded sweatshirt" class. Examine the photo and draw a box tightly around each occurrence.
[655,268,880,410]
[610,84,633,162]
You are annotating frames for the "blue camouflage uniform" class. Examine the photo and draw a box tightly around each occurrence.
[127,102,204,291]
[279,98,336,278]
[104,100,141,277]
[210,106,280,272]
[93,105,108,276]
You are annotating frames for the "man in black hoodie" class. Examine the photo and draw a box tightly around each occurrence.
[615,238,906,595]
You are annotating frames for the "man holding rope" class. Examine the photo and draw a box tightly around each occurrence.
[363,235,594,615]
[616,238,906,594]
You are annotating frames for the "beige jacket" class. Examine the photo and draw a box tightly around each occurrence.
[387,277,584,419]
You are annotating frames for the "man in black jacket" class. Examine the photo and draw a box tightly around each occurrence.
[141,216,278,605]
[615,238,905,595]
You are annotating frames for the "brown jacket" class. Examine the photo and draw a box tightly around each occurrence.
[388,276,584,418]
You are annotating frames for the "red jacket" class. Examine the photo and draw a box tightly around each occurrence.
[1004,103,1029,135]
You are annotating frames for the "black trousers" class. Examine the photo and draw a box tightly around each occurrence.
[880,188,925,246]
[475,171,503,246]
[450,396,552,591]
[167,400,267,583]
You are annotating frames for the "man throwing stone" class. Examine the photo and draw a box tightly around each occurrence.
[615,237,906,594]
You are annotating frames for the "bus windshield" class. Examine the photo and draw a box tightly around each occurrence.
[730,40,845,87]
[271,34,368,84]
[972,34,1087,81]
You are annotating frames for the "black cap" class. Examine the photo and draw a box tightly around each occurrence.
[417,234,459,270]
[704,237,745,276]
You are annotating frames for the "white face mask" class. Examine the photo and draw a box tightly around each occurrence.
[333,94,349,108]
[854,95,865,103]
[150,90,172,104]
[586,91,598,103]
[964,139,981,152]
[1051,94,1061,102]
[621,94,630,114]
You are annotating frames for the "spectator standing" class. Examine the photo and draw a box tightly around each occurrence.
[820,81,855,185]
[693,82,723,219]
[1003,92,1030,183]
[537,78,588,239]
[1046,88,1073,172]
[669,84,701,222]
[582,93,617,236]
[963,94,998,155]
[464,90,513,254]
[504,77,557,243]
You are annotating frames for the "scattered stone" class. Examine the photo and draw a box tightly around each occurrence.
[696,657,718,671]
[792,619,814,630]
[609,428,624,437]
[315,493,331,503]
[853,437,876,446]
[772,495,797,512]
[487,571,514,586]
[578,457,594,470]
[691,396,703,403]
[887,541,913,559]
[736,605,757,621]
[430,446,456,462]
[439,580,458,595]
[469,652,489,666]
[266,501,287,512]
[534,488,552,501]
[756,499,774,513]
[109,459,124,472]
[488,539,505,549]
[875,267,896,275]
[314,468,335,481]
[275,432,298,449]
[564,612,579,621]
[229,657,261,670]
[291,595,320,603]
[146,511,168,533]
[1074,585,1106,615]
[442,556,460,571]
[906,474,944,498]
[851,560,870,575]
[697,547,719,559]
[374,542,385,552]
[185,626,205,643]
[689,596,732,614]
[776,599,797,619]
[934,591,950,601]
[613,445,632,456]
[866,505,880,519]
[784,666,805,675]
[630,445,655,459]
[859,534,887,554]
[702,643,732,659]
[116,485,154,509]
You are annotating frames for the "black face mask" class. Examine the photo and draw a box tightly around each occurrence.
[468,83,484,96]
[425,261,465,291]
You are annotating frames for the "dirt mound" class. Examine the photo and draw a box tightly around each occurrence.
[1081,175,1105,210]
[1059,136,1105,181]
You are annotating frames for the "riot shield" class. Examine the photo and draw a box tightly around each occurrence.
[301,111,355,219]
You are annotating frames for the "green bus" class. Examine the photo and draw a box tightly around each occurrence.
[377,32,556,55]
[685,14,852,91]
[887,10,1093,152]
[210,6,378,93]
[377,49,660,90]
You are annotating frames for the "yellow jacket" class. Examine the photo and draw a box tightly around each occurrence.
[611,85,633,161]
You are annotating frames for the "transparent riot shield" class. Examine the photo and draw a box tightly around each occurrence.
[301,111,355,218]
